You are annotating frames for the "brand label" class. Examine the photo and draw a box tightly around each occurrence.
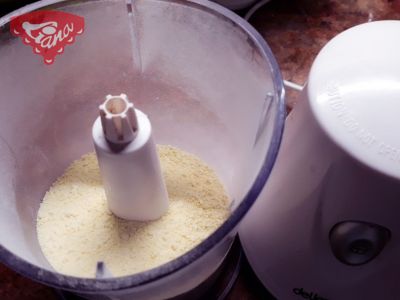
[10,10,84,65]
[293,288,328,300]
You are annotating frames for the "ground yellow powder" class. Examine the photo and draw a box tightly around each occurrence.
[37,145,230,278]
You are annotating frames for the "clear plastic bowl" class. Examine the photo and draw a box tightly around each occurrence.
[0,0,285,298]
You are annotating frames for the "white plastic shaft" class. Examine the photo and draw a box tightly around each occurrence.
[92,94,168,221]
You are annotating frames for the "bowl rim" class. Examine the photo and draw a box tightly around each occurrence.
[0,0,286,292]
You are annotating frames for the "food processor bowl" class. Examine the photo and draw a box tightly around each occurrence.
[0,0,284,298]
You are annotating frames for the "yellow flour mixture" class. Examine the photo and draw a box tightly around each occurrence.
[37,145,230,278]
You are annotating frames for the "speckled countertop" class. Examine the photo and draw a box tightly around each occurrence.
[1,0,400,299]
[251,0,400,109]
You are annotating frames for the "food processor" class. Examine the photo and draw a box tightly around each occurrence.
[240,20,400,300]
[0,0,285,298]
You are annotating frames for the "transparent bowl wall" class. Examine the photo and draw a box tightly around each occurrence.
[0,0,284,298]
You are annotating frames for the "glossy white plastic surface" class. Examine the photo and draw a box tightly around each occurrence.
[240,21,400,300]
[93,107,168,221]
[309,21,400,180]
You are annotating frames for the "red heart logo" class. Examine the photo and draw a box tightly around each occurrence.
[10,10,84,65]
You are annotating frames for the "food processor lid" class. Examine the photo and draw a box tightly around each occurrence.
[308,20,400,179]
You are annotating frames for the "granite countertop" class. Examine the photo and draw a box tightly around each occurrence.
[1,0,400,299]
[251,0,400,109]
